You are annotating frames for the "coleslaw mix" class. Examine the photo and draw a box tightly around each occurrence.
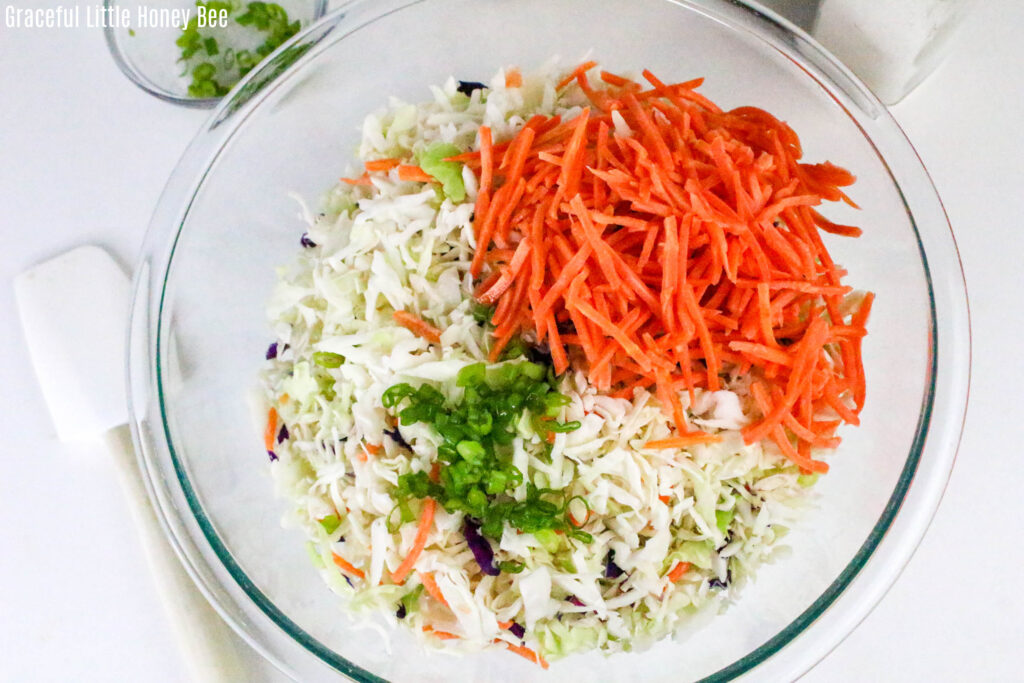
[262,65,827,662]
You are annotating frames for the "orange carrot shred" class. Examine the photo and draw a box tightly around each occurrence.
[457,66,869,465]
[557,60,598,89]
[499,640,549,669]
[393,310,442,344]
[364,158,401,172]
[423,625,460,640]
[505,67,523,88]
[331,553,365,579]
[264,407,278,452]
[667,561,691,582]
[645,433,722,449]
[397,165,434,182]
[417,570,448,606]
[390,499,437,585]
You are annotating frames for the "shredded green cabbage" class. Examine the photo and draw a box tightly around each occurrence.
[261,64,824,663]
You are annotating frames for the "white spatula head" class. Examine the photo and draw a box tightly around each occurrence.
[14,245,131,441]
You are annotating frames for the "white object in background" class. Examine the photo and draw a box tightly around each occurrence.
[14,246,246,683]
[813,0,968,104]
[753,0,820,31]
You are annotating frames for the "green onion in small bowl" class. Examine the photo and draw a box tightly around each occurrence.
[104,0,327,108]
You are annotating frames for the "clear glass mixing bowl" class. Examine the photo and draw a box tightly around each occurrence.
[127,0,971,680]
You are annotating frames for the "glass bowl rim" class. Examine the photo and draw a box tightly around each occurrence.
[127,0,972,680]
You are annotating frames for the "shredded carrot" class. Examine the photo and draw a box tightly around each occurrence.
[390,499,437,585]
[397,165,435,182]
[331,553,365,579]
[422,625,460,640]
[417,570,448,607]
[393,310,443,344]
[499,640,549,669]
[557,60,598,89]
[264,408,278,452]
[463,65,869,467]
[364,443,382,456]
[364,158,401,172]
[667,561,691,583]
[568,506,590,528]
[497,620,514,630]
[646,433,723,449]
[505,67,523,88]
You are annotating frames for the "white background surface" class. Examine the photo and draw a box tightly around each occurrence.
[1,2,1020,681]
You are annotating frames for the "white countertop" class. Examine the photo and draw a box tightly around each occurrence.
[2,2,1020,681]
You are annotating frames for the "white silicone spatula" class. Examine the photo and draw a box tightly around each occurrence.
[14,245,246,683]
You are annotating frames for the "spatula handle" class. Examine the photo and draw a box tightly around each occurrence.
[104,424,248,682]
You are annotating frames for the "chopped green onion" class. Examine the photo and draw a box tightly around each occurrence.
[567,528,593,544]
[499,337,529,360]
[318,514,341,535]
[315,374,336,401]
[312,351,344,368]
[382,383,415,408]
[177,2,303,99]
[545,420,581,433]
[471,302,494,324]
[543,392,571,414]
[417,142,466,202]
[484,470,508,494]
[385,501,415,533]
[797,472,820,487]
[193,62,216,80]
[533,529,562,553]
[467,487,487,510]
[554,554,577,573]
[520,362,546,381]
[716,508,735,535]
[456,362,486,387]
[382,361,588,544]
[566,496,590,526]
[456,440,486,462]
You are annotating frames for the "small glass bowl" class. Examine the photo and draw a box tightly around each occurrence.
[104,0,328,108]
